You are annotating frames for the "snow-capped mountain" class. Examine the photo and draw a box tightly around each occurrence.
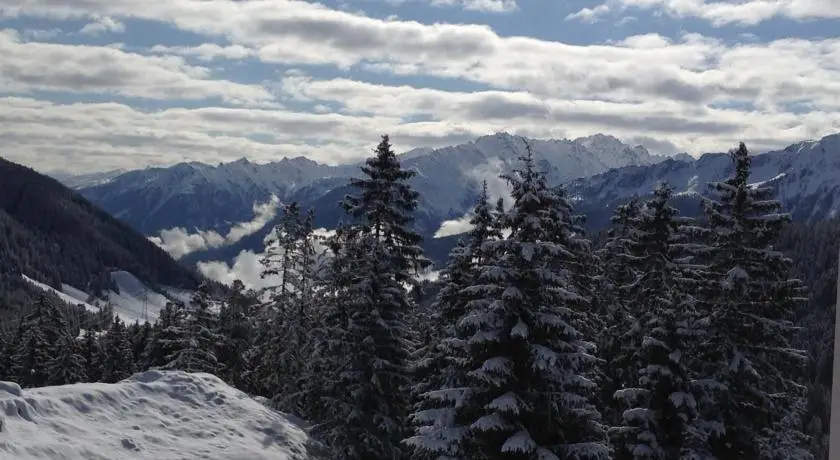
[77,132,662,236]
[567,133,840,229]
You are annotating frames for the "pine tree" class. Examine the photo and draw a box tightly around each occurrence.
[131,321,153,368]
[11,293,67,388]
[695,143,810,459]
[140,301,188,370]
[406,181,503,457]
[12,325,50,388]
[415,151,608,459]
[217,280,256,389]
[80,328,104,382]
[101,316,136,383]
[312,135,429,459]
[47,333,87,386]
[608,183,706,459]
[597,197,643,428]
[165,284,221,374]
[258,203,320,411]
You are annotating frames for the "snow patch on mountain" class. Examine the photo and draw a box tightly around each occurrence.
[21,275,100,314]
[149,195,281,260]
[0,370,313,460]
[22,271,193,324]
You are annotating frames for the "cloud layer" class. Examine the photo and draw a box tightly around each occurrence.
[0,0,838,173]
[149,195,281,259]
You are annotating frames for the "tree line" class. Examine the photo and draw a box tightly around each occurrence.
[0,136,818,459]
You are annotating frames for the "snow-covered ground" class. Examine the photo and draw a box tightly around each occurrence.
[22,271,195,324]
[0,371,314,460]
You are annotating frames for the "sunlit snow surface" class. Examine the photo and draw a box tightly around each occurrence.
[22,270,195,324]
[0,371,313,460]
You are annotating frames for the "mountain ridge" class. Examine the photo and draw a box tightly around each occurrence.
[73,132,665,236]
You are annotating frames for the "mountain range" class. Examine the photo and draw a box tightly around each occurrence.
[71,133,665,236]
[54,132,840,269]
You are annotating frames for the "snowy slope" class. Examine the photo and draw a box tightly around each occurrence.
[21,275,100,313]
[77,133,661,237]
[22,271,194,324]
[0,370,315,460]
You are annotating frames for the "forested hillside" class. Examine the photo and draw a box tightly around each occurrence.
[0,157,202,328]
[2,137,831,459]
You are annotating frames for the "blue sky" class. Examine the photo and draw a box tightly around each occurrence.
[1,0,839,173]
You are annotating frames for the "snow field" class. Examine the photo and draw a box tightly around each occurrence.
[0,370,314,460]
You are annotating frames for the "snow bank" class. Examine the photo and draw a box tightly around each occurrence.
[0,371,314,459]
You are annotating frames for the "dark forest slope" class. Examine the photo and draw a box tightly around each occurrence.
[0,157,202,323]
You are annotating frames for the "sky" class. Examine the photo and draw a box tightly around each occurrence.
[1,0,839,174]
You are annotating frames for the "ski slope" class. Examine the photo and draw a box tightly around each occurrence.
[22,271,194,324]
[0,371,314,460]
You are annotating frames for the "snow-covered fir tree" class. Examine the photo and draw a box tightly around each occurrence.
[165,284,220,374]
[311,134,429,459]
[101,316,136,383]
[406,181,503,458]
[597,197,643,427]
[412,151,609,459]
[140,301,187,370]
[46,333,87,386]
[80,328,104,383]
[608,183,707,459]
[696,143,811,459]
[10,293,68,388]
[217,280,257,390]
[256,202,320,412]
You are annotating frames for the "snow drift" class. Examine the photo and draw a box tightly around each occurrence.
[0,371,315,459]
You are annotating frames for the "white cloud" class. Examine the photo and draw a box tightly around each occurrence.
[385,0,518,12]
[0,29,273,105]
[0,0,838,173]
[79,16,125,35]
[430,0,518,12]
[567,0,840,26]
[434,215,474,238]
[149,195,281,259]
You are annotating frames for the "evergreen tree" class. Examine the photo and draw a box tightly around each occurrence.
[47,333,87,386]
[80,328,104,382]
[258,203,320,411]
[608,183,707,459]
[412,151,608,459]
[140,302,188,370]
[696,143,810,459]
[217,280,256,389]
[131,321,153,367]
[101,316,136,383]
[11,293,68,388]
[597,197,643,427]
[12,325,51,388]
[165,284,220,374]
[406,181,503,457]
[312,135,428,459]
